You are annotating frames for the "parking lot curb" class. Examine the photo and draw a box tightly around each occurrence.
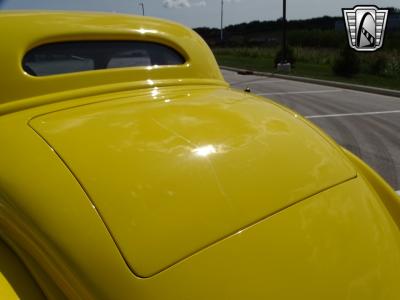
[221,66,400,98]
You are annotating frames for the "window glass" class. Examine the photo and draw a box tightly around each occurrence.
[23,41,185,76]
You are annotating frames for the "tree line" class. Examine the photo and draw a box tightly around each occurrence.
[194,8,400,49]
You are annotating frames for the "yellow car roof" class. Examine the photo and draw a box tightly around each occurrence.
[0,11,225,110]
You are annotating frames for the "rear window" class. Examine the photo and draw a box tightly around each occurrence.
[23,41,185,76]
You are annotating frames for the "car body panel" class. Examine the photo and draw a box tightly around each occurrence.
[0,11,399,300]
[0,110,127,299]
[139,177,400,300]
[0,239,45,300]
[3,115,399,299]
[31,85,355,277]
[343,148,400,228]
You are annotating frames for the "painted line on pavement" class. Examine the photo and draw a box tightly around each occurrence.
[397,190,400,196]
[234,79,285,85]
[306,110,400,119]
[257,89,342,96]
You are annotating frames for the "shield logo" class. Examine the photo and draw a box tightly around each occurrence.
[342,6,389,52]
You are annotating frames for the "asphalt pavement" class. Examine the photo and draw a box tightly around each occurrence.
[222,69,400,192]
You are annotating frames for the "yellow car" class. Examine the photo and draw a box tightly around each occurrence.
[1,11,400,300]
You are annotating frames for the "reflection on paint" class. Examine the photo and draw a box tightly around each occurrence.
[192,145,217,157]
[136,28,157,35]
[151,88,160,97]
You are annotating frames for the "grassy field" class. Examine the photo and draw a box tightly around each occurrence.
[214,47,400,91]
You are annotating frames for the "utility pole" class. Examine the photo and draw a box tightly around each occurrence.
[282,0,287,62]
[139,1,145,16]
[277,0,290,72]
[220,0,224,42]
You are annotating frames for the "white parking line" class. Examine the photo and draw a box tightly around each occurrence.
[232,79,285,85]
[246,80,285,84]
[397,190,400,196]
[306,110,400,119]
[257,89,342,96]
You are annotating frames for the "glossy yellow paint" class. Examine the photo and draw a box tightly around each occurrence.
[0,11,399,300]
[143,177,400,300]
[0,239,45,300]
[0,11,226,113]
[2,103,400,299]
[342,148,400,228]
[30,86,356,277]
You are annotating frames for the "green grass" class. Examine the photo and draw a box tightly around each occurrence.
[217,55,276,73]
[215,49,400,91]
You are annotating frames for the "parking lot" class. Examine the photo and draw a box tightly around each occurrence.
[223,69,400,193]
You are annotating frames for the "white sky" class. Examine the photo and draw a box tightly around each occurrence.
[1,0,399,28]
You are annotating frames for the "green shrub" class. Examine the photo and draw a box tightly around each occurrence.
[368,55,388,76]
[332,47,360,77]
[384,57,400,77]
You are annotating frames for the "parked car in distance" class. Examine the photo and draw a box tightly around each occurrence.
[1,11,400,300]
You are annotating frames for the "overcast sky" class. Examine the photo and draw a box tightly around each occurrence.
[1,0,399,28]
